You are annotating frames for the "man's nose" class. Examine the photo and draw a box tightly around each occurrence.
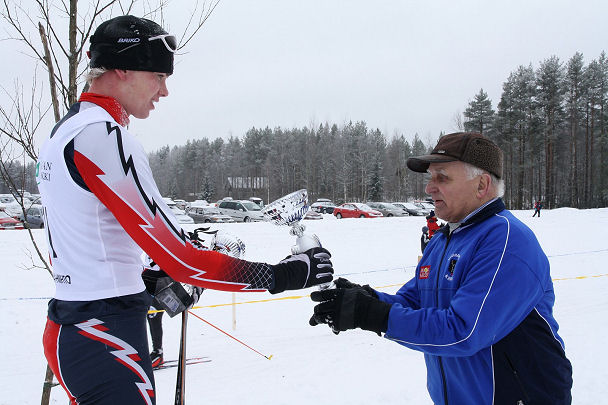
[159,80,169,97]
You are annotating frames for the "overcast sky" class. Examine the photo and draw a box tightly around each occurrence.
[2,0,607,153]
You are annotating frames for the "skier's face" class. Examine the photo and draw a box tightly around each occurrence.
[425,162,483,223]
[121,70,169,119]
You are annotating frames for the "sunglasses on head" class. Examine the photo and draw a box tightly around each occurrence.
[148,34,177,53]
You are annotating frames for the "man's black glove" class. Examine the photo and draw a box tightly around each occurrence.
[269,247,333,294]
[333,277,379,298]
[309,284,391,335]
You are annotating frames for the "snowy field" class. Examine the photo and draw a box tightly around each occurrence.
[1,207,607,404]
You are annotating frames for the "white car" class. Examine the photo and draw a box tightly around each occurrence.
[170,206,194,224]
[0,194,25,219]
[188,206,235,223]
[163,197,194,224]
[414,201,435,216]
[218,200,265,222]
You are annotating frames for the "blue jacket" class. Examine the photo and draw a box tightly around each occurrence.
[377,199,572,405]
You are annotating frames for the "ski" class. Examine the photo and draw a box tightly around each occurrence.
[154,357,211,371]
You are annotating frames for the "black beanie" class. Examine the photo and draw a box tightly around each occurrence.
[89,15,174,75]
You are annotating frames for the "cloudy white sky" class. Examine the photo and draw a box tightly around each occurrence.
[2,0,607,152]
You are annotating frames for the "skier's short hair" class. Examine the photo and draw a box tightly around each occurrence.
[85,67,108,85]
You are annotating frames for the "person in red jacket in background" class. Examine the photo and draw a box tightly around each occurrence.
[426,210,441,238]
[421,210,442,253]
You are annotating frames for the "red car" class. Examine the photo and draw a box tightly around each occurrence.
[333,203,383,219]
[0,210,24,230]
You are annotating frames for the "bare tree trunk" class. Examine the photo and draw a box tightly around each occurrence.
[38,23,60,123]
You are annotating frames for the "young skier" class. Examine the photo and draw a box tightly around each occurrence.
[39,15,333,404]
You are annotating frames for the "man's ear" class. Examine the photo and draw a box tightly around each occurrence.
[477,173,491,198]
[114,69,129,80]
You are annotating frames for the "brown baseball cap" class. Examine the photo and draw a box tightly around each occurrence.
[407,132,503,179]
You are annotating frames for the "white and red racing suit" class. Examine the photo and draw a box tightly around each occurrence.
[38,94,275,299]
[37,94,274,404]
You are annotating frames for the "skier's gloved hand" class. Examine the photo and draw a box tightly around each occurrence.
[142,268,170,295]
[269,247,333,294]
[309,285,391,335]
[333,277,378,298]
[189,286,204,308]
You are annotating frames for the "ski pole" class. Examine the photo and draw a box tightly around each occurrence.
[187,310,273,360]
[174,310,188,405]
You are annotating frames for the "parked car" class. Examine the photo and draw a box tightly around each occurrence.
[0,210,24,230]
[19,204,45,228]
[0,194,22,219]
[333,203,383,219]
[188,206,235,224]
[162,197,194,224]
[310,200,337,214]
[173,199,189,210]
[366,202,409,217]
[414,201,434,216]
[190,199,209,207]
[170,206,194,224]
[249,197,264,208]
[393,202,426,216]
[303,210,323,220]
[218,200,265,222]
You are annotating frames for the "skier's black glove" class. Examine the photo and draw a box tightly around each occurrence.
[142,268,171,295]
[309,285,391,335]
[269,247,333,294]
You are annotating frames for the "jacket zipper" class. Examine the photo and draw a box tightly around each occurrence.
[436,231,452,405]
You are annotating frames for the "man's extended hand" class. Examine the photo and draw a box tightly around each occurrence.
[309,282,391,335]
[269,247,333,294]
[333,277,378,297]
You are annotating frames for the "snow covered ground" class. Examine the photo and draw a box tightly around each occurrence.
[1,207,607,404]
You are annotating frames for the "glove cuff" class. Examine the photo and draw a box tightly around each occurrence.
[357,297,392,334]
[362,284,378,299]
[269,262,305,294]
[268,264,286,294]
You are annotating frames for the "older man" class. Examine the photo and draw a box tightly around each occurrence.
[38,15,333,404]
[311,132,572,404]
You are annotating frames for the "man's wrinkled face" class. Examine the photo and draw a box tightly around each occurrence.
[425,161,481,223]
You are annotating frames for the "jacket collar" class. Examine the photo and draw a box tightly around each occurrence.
[439,198,505,236]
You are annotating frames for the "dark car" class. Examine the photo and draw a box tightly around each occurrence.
[19,204,45,228]
[310,200,336,214]
[393,202,426,216]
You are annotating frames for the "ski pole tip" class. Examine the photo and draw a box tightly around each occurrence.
[267,354,273,360]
